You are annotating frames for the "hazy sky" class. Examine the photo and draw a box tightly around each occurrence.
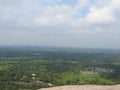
[0,0,120,48]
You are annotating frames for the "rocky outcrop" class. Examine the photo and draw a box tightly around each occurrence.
[39,85,120,90]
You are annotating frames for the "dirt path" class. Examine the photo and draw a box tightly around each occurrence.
[39,85,120,90]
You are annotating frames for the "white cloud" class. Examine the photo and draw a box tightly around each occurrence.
[35,15,68,26]
[34,0,120,27]
[84,6,115,25]
[0,0,120,48]
[41,5,76,16]
[83,0,120,25]
[34,5,77,26]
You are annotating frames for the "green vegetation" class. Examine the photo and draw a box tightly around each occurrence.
[0,66,8,70]
[0,47,120,90]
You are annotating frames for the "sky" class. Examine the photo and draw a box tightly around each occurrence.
[0,0,120,49]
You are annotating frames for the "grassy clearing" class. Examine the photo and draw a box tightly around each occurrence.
[80,71,99,78]
[0,66,8,70]
[60,72,114,85]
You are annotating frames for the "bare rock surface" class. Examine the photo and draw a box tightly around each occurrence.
[39,85,120,90]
